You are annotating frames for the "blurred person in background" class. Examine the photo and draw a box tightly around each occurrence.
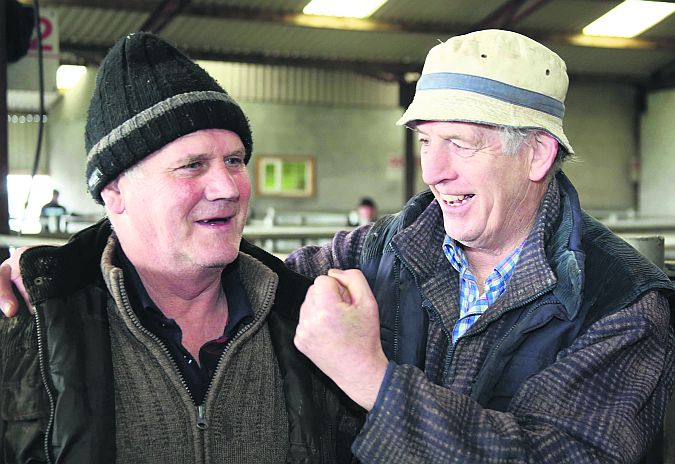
[39,189,67,233]
[348,197,378,226]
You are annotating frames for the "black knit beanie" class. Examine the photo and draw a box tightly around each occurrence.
[85,32,253,204]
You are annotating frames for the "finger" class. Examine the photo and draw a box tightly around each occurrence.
[312,275,352,305]
[298,284,316,319]
[0,248,32,317]
[297,283,325,328]
[327,269,375,306]
[0,262,17,317]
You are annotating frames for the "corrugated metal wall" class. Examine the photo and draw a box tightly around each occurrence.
[200,61,399,107]
[6,114,49,174]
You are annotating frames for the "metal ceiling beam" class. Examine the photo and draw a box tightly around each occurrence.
[469,0,556,35]
[37,0,675,52]
[472,0,529,30]
[511,0,555,25]
[58,41,648,87]
[35,0,151,10]
[59,41,421,77]
[646,57,675,90]
[139,0,191,34]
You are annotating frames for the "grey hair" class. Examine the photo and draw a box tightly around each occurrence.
[498,126,536,157]
[497,126,570,174]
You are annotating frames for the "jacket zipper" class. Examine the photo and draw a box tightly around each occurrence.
[392,257,402,360]
[118,271,262,432]
[196,405,207,430]
[192,307,260,462]
[420,300,455,382]
[116,278,194,403]
[394,247,457,381]
[394,249,456,378]
[34,305,56,464]
[450,289,552,385]
[117,278,219,463]
[198,314,259,422]
[396,245,555,385]
[482,296,554,367]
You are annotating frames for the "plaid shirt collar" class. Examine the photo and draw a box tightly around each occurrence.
[443,236,524,342]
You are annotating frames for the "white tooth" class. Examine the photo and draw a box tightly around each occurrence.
[441,194,465,202]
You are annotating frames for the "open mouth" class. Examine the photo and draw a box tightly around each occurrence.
[440,193,475,207]
[196,217,232,225]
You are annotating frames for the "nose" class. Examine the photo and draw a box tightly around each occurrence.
[204,164,241,202]
[421,140,459,186]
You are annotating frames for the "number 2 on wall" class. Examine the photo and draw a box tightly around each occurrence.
[29,17,54,52]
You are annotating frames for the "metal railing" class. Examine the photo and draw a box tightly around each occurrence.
[0,224,355,251]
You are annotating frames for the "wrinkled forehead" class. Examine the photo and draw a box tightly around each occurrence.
[142,129,246,162]
[413,120,502,138]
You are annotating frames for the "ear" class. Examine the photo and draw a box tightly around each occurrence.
[100,177,125,214]
[528,132,558,182]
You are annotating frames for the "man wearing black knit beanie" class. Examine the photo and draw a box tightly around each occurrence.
[0,32,360,463]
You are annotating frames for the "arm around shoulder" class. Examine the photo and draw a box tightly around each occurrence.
[285,225,372,279]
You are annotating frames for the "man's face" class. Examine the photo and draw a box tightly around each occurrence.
[357,205,376,222]
[418,120,541,255]
[110,129,251,273]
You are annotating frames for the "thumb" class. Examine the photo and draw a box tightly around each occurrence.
[326,269,375,307]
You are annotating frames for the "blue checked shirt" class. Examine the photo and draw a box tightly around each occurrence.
[443,236,523,343]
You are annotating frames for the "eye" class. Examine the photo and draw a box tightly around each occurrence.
[450,140,470,150]
[225,154,246,167]
[417,136,430,146]
[179,160,204,170]
[449,139,478,158]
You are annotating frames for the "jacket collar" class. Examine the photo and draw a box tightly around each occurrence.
[100,236,280,324]
[547,171,586,319]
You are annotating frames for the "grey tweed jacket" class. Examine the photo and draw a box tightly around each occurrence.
[287,173,675,463]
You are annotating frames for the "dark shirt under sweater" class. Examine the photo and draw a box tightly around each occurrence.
[116,246,253,405]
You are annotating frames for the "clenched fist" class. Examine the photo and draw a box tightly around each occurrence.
[294,268,388,411]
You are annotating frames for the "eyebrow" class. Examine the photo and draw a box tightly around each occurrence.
[179,148,245,161]
[179,153,208,163]
[228,149,246,157]
[415,128,472,141]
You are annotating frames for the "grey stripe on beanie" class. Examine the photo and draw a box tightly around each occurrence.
[87,90,236,165]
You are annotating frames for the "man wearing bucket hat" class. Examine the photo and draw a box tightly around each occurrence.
[288,30,675,462]
[0,32,360,462]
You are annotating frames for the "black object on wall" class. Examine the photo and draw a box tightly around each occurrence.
[6,0,35,63]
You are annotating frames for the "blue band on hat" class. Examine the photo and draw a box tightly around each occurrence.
[416,72,565,119]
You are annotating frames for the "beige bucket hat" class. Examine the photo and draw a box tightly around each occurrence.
[398,29,574,154]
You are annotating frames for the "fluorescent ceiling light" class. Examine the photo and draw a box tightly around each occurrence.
[56,65,87,90]
[583,0,675,38]
[303,0,388,18]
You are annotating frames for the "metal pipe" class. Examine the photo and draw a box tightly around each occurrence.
[0,0,12,260]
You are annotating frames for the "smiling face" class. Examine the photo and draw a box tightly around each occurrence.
[418,120,549,257]
[102,129,250,275]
